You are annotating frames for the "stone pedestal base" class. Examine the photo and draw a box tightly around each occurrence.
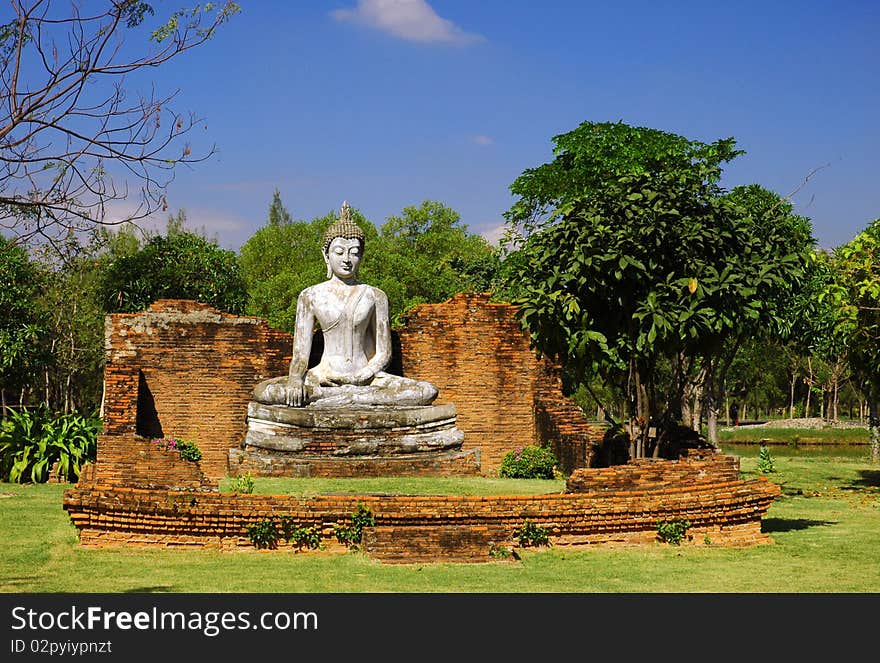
[229,401,480,478]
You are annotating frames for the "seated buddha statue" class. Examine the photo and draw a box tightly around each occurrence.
[252,202,439,408]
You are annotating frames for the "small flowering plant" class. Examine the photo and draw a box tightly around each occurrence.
[152,437,202,463]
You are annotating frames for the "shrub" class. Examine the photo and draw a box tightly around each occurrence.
[757,445,776,473]
[247,518,280,549]
[499,445,557,479]
[334,504,375,549]
[279,516,322,550]
[0,407,100,483]
[515,519,550,547]
[153,437,202,463]
[656,519,691,545]
[488,543,513,559]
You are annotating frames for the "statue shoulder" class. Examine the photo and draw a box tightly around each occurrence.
[298,284,320,304]
[365,284,388,304]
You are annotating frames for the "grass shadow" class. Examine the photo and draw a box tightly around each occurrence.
[853,470,880,488]
[761,517,835,533]
[121,586,177,593]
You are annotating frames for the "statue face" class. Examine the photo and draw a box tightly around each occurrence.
[324,237,363,280]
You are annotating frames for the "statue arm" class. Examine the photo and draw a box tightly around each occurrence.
[286,290,314,405]
[363,288,392,376]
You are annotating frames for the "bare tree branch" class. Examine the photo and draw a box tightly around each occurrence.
[0,0,240,247]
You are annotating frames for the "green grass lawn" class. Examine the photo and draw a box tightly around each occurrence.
[717,425,868,445]
[2,451,879,593]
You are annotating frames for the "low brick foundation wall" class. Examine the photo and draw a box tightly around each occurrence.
[565,452,741,493]
[83,434,216,492]
[64,450,781,562]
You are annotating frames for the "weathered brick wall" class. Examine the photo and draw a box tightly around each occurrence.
[80,434,216,492]
[63,455,781,561]
[565,453,740,493]
[102,300,292,480]
[100,295,607,480]
[533,366,608,473]
[398,293,604,473]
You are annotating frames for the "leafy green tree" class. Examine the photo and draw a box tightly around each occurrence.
[240,194,379,332]
[501,121,814,455]
[830,219,880,461]
[240,195,498,330]
[101,225,247,314]
[0,237,50,414]
[375,200,498,323]
[35,233,119,414]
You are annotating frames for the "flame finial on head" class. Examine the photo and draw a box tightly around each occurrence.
[323,200,365,251]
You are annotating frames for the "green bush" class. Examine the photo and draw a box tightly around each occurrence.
[757,445,776,473]
[153,437,202,463]
[499,445,557,479]
[0,407,100,483]
[334,504,375,549]
[656,519,691,545]
[247,518,280,550]
[229,473,255,494]
[279,516,322,550]
[515,519,550,547]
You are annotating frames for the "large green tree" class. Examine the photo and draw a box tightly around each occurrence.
[831,219,880,461]
[100,221,247,314]
[375,200,498,323]
[502,121,815,456]
[0,237,49,414]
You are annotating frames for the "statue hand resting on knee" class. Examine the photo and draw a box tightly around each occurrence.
[252,202,438,408]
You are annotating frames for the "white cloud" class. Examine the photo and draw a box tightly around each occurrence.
[472,134,493,146]
[480,223,507,247]
[102,199,250,248]
[331,0,484,44]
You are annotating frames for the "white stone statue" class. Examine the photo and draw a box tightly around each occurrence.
[253,202,439,408]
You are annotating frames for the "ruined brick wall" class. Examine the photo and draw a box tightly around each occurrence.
[80,434,216,492]
[63,453,781,560]
[398,293,606,474]
[102,300,292,481]
[565,453,740,493]
[533,366,608,473]
[101,295,606,481]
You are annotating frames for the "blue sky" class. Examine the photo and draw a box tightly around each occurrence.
[123,0,878,251]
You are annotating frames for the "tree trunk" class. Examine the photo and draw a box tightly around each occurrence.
[789,374,797,419]
[703,370,719,446]
[1,387,6,420]
[804,357,814,418]
[869,399,879,464]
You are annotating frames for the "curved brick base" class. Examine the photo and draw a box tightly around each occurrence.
[66,439,781,563]
[64,454,781,563]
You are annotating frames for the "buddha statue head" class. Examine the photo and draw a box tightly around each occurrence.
[322,201,366,280]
